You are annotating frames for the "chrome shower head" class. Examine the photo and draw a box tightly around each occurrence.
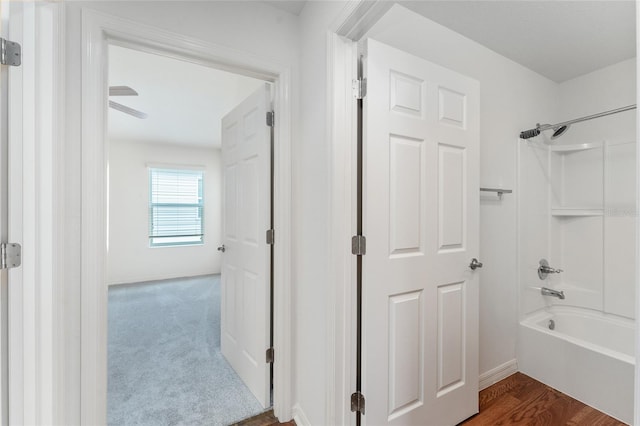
[520,104,636,142]
[519,123,570,140]
[550,124,570,139]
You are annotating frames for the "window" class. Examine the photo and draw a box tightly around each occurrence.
[149,168,204,247]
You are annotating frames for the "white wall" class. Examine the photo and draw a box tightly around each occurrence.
[558,59,636,145]
[107,140,221,285]
[62,3,299,424]
[364,4,559,379]
[295,2,349,424]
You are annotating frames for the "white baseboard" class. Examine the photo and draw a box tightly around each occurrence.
[107,271,220,286]
[292,403,311,426]
[479,359,518,390]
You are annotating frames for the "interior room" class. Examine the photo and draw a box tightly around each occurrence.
[106,44,268,425]
[4,1,639,426]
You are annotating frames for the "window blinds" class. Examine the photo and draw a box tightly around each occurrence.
[148,168,204,246]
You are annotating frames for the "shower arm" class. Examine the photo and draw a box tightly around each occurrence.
[520,104,637,139]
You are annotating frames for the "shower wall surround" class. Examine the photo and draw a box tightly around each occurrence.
[518,58,636,320]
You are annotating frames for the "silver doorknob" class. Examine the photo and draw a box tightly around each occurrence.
[217,245,226,253]
[469,258,483,270]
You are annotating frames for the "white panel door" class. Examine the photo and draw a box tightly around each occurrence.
[363,39,480,425]
[221,83,271,408]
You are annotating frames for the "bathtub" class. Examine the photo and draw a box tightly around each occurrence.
[518,306,635,424]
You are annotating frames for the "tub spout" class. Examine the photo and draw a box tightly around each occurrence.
[541,287,565,300]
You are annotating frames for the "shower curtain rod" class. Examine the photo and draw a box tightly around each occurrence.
[519,104,637,139]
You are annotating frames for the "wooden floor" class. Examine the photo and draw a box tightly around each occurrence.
[234,373,625,425]
[461,372,626,425]
[232,410,294,426]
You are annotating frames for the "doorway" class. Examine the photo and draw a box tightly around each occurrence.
[106,44,272,424]
[80,11,294,423]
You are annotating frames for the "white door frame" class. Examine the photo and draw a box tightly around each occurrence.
[80,9,293,424]
[5,1,64,425]
[325,2,394,425]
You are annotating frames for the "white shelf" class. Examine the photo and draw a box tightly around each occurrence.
[549,141,604,153]
[551,208,604,217]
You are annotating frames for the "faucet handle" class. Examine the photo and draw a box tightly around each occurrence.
[538,259,563,280]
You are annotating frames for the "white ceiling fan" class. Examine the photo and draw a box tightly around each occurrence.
[109,85,148,119]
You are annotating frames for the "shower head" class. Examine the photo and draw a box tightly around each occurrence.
[519,123,570,140]
[520,103,637,142]
[550,124,570,139]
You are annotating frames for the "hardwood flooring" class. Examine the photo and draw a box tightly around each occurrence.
[461,372,626,426]
[232,410,295,426]
[234,373,625,426]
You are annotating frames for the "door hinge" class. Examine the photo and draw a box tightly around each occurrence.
[351,235,366,256]
[266,347,274,363]
[1,38,21,66]
[353,78,367,99]
[351,391,365,414]
[266,229,275,245]
[266,111,275,127]
[1,243,21,270]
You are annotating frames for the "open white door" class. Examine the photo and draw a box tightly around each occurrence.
[220,83,271,408]
[362,39,480,425]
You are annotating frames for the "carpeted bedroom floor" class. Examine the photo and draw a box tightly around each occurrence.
[108,274,264,426]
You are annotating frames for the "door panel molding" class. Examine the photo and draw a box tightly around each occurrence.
[362,38,480,426]
[221,84,272,407]
[80,9,293,424]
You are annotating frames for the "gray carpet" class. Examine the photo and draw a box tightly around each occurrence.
[108,274,264,426]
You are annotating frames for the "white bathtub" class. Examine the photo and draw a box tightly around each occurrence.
[519,306,635,424]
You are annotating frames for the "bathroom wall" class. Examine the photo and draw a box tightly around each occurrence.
[107,140,222,285]
[295,2,352,423]
[519,59,636,319]
[364,4,559,382]
[558,59,636,145]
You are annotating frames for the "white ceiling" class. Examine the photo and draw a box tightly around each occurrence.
[398,0,636,83]
[108,45,265,148]
[109,1,636,146]
[261,0,636,83]
[264,0,307,15]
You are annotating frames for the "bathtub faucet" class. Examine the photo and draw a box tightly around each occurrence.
[541,287,565,300]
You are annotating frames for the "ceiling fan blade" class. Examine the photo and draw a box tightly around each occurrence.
[109,86,138,96]
[109,100,148,119]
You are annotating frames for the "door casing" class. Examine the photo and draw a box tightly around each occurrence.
[4,2,64,425]
[80,9,294,425]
